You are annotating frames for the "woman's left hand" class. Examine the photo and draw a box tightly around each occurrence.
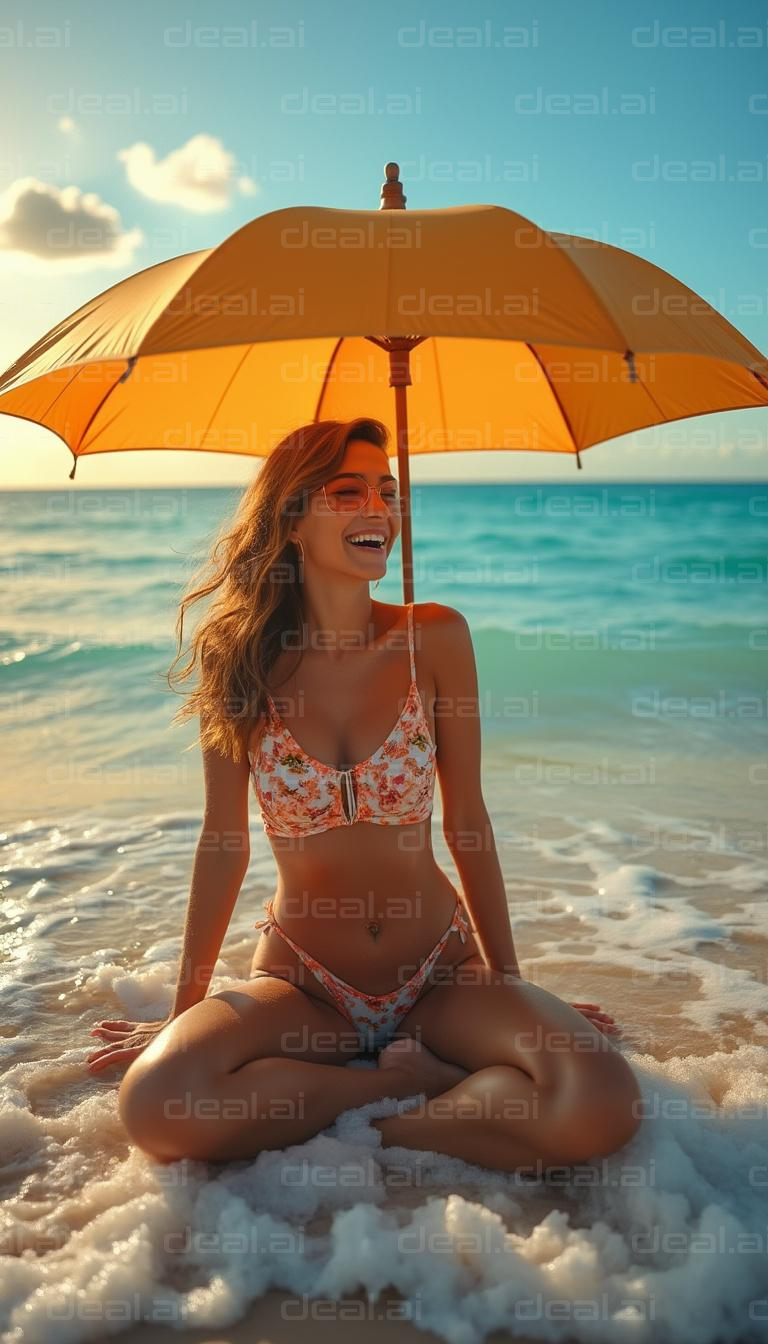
[570,1002,621,1036]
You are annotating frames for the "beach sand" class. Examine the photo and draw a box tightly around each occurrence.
[4,827,767,1344]
[108,1288,529,1344]
[107,1290,558,1344]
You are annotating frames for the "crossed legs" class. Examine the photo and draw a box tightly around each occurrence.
[118,959,642,1172]
[118,975,441,1163]
[369,959,643,1171]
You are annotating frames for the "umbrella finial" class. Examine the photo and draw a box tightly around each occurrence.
[69,457,78,480]
[380,162,406,210]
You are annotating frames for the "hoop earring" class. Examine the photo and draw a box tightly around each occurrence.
[293,534,305,577]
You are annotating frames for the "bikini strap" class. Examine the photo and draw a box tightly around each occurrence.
[253,896,275,931]
[453,899,470,943]
[407,602,416,683]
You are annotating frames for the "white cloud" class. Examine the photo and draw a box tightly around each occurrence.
[0,178,144,271]
[117,133,258,212]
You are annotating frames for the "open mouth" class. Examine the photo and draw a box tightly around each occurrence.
[345,534,387,552]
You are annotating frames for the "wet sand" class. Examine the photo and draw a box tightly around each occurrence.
[108,1287,540,1344]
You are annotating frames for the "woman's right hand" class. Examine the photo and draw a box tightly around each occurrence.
[85,1018,171,1074]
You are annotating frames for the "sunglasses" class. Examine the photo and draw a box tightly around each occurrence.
[319,480,401,513]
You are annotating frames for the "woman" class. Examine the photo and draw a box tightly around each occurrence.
[86,417,642,1170]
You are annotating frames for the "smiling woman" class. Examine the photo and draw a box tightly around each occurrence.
[87,413,636,1176]
[327,470,400,555]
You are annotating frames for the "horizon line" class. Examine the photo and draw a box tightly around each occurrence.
[1,478,768,489]
[0,478,767,491]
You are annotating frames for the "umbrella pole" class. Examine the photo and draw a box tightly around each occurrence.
[388,344,415,604]
[369,329,424,603]
[377,162,416,604]
[393,380,414,604]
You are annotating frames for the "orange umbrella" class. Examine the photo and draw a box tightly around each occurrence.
[2,162,767,601]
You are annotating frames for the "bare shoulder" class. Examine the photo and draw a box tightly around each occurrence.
[412,602,473,680]
[412,601,470,638]
[412,604,481,804]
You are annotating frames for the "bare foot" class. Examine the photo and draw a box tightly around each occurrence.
[377,1036,470,1099]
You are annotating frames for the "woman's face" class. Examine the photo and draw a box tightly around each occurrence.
[291,439,401,584]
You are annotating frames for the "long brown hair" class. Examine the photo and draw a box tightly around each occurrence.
[165,416,391,764]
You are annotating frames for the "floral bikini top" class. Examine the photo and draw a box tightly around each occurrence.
[248,603,437,839]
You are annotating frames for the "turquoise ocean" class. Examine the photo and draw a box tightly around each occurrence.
[2,480,768,1343]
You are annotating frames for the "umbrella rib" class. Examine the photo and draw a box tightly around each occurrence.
[196,345,256,449]
[618,361,667,422]
[0,405,80,470]
[80,404,126,447]
[80,345,258,458]
[314,337,344,420]
[74,358,138,459]
[526,344,579,454]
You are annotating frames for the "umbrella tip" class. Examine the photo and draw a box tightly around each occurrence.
[380,162,406,210]
[68,457,77,481]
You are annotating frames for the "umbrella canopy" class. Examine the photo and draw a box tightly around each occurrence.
[2,164,768,599]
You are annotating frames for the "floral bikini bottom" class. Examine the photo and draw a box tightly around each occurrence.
[252,895,472,1052]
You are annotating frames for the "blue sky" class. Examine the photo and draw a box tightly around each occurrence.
[1,0,767,484]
